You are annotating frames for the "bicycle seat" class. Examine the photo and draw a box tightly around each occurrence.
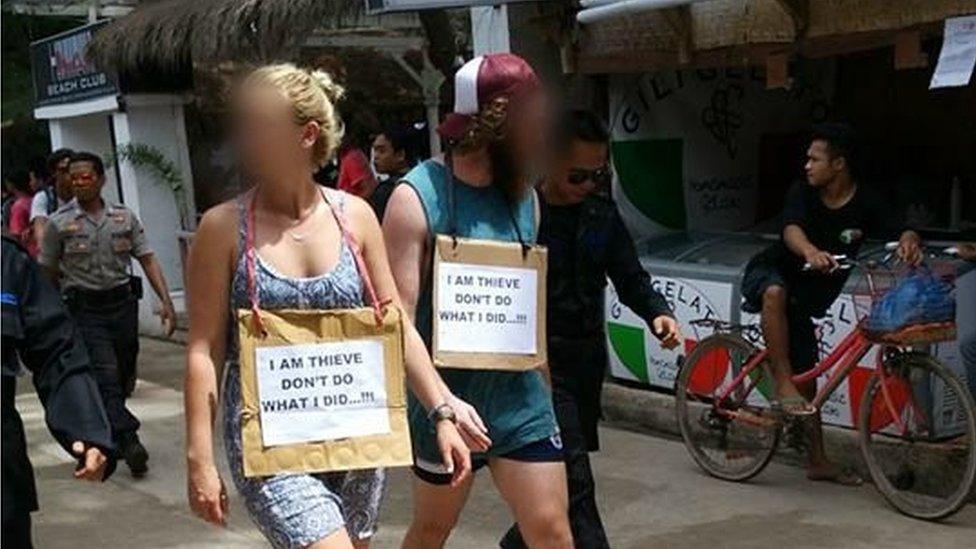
[862,321,957,345]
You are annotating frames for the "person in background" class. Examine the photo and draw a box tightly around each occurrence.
[385,53,573,549]
[30,149,74,249]
[499,110,681,549]
[3,236,115,548]
[7,170,38,257]
[370,125,418,221]
[336,106,379,198]
[1,175,14,232]
[739,123,921,485]
[27,157,47,194]
[39,151,176,478]
[955,242,976,399]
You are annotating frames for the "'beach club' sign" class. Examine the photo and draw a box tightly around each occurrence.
[30,21,118,107]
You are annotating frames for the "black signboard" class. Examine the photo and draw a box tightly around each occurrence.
[30,21,118,108]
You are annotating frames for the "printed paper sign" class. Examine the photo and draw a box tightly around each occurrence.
[930,15,976,89]
[255,339,389,447]
[435,262,538,355]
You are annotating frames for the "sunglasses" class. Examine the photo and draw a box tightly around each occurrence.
[70,172,98,184]
[567,166,611,186]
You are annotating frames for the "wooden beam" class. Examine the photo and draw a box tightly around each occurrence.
[661,5,693,65]
[774,0,809,37]
[894,29,927,70]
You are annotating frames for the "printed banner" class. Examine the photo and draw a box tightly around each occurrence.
[255,340,389,447]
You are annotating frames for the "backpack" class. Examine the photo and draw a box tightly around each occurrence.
[43,185,58,215]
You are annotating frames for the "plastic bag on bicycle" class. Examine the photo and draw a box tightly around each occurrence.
[864,268,955,333]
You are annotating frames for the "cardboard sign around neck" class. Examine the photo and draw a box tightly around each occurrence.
[237,306,411,477]
[431,234,547,371]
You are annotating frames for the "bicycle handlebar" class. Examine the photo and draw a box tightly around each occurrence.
[801,244,958,272]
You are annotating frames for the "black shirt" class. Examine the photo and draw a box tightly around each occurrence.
[540,203,582,329]
[2,237,115,519]
[540,196,671,344]
[757,181,904,315]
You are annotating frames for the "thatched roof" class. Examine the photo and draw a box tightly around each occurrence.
[578,0,976,73]
[88,0,367,72]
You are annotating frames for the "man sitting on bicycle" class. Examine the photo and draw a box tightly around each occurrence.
[741,123,922,485]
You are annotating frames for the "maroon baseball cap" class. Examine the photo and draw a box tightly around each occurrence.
[437,53,541,142]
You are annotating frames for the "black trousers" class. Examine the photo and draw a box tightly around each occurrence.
[2,509,32,549]
[67,293,140,439]
[501,345,611,549]
[3,378,37,549]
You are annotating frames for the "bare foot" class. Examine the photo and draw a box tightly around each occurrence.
[807,463,863,486]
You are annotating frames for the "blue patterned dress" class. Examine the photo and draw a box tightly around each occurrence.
[221,189,385,548]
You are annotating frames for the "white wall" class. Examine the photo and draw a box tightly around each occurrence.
[608,61,837,239]
[109,95,195,333]
[48,114,122,204]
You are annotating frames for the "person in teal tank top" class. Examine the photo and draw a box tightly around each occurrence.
[384,53,573,549]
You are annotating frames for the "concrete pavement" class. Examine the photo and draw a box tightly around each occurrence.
[19,338,976,548]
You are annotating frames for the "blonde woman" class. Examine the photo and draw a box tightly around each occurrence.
[184,64,480,549]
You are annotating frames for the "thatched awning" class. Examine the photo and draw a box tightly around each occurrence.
[577,0,976,73]
[89,0,366,73]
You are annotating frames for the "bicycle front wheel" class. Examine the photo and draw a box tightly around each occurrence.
[858,351,976,520]
[676,334,780,482]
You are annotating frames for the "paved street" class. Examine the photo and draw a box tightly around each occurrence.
[18,338,976,548]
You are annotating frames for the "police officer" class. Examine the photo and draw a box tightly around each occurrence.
[39,151,176,477]
[3,236,115,548]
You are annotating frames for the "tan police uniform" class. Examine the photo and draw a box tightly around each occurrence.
[38,199,151,442]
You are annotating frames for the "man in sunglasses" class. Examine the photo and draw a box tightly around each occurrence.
[501,110,681,549]
[39,151,176,478]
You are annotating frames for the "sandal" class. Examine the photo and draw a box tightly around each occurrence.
[773,395,816,417]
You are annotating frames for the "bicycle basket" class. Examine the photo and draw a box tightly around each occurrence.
[852,261,956,344]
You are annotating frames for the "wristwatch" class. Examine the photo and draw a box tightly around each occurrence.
[427,403,457,424]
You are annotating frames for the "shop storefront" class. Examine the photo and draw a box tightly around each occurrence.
[572,0,976,430]
[31,21,196,332]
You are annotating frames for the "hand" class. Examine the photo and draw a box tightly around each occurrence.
[435,420,472,488]
[804,249,838,273]
[897,236,923,266]
[188,462,228,526]
[445,393,491,452]
[955,242,976,262]
[652,316,682,350]
[157,300,177,338]
[71,441,108,481]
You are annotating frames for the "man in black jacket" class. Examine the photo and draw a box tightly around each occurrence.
[2,236,115,548]
[501,111,681,548]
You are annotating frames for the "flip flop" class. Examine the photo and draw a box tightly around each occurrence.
[807,466,864,487]
[772,395,816,417]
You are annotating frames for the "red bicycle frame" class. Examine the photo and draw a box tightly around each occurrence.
[711,325,923,434]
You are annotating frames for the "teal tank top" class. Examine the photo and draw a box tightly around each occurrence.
[402,159,558,462]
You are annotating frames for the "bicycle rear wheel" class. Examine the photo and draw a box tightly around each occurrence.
[858,351,976,520]
[676,334,780,481]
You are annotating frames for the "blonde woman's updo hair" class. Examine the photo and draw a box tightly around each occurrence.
[244,63,346,167]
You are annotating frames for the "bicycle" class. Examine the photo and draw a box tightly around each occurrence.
[674,247,976,520]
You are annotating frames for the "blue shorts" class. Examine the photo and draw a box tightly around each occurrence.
[412,434,565,485]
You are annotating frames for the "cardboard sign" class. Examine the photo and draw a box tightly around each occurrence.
[432,235,547,370]
[237,307,411,477]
